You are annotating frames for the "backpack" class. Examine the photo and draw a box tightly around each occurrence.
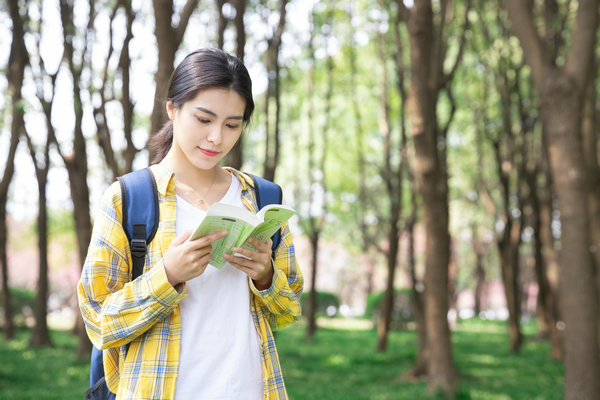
[85,167,283,400]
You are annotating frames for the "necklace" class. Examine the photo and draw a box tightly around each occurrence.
[175,172,217,206]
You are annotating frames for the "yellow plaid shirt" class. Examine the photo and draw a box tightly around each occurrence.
[77,164,303,400]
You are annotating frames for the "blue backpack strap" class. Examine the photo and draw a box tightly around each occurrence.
[248,174,283,258]
[117,167,159,280]
[87,168,158,400]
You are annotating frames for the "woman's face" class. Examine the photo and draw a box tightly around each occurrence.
[167,88,246,171]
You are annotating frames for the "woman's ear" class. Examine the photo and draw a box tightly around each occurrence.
[166,101,175,120]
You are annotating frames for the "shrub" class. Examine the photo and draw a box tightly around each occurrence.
[365,288,414,329]
[300,291,340,317]
[0,288,36,327]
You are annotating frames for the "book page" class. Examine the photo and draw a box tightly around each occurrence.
[242,206,295,251]
[191,215,256,269]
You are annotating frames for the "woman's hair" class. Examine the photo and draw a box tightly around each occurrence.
[148,48,255,163]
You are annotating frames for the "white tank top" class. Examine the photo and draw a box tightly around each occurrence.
[174,174,263,400]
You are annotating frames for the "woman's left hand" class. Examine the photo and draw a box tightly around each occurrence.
[224,237,274,290]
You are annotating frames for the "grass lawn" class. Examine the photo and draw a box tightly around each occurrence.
[0,319,563,399]
[278,319,563,400]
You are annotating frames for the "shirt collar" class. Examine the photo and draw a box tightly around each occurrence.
[149,162,175,196]
[149,163,256,197]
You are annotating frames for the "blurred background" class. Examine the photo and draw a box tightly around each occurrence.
[1,0,599,399]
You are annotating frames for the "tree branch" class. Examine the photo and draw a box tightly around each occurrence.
[396,0,410,21]
[441,0,472,88]
[175,0,199,44]
[564,0,599,88]
[505,0,550,91]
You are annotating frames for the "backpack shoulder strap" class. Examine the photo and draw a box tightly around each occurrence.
[117,167,159,280]
[88,168,158,399]
[247,174,283,257]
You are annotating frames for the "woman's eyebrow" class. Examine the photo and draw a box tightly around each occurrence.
[195,106,243,120]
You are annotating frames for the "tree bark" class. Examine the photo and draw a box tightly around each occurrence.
[150,0,199,149]
[2,0,29,340]
[57,0,96,357]
[538,151,563,358]
[302,6,331,339]
[375,2,403,350]
[506,1,600,398]
[306,234,319,338]
[216,0,228,50]
[347,3,377,306]
[262,0,288,181]
[581,61,600,351]
[118,2,137,173]
[0,130,19,341]
[27,146,52,348]
[497,219,523,352]
[528,167,562,359]
[399,0,460,393]
[94,0,138,177]
[471,226,486,317]
[223,0,248,170]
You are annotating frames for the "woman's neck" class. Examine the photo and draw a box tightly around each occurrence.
[162,149,221,190]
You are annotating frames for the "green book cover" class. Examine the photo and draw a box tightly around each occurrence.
[188,202,295,269]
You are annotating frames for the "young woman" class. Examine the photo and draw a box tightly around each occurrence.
[78,48,303,400]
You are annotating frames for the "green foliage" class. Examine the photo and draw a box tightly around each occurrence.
[0,288,35,327]
[11,208,76,251]
[300,291,340,317]
[364,288,414,329]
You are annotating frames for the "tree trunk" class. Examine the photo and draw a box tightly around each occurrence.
[119,2,137,173]
[150,0,199,149]
[151,0,178,142]
[58,0,95,357]
[375,3,403,351]
[3,0,28,341]
[30,174,51,347]
[95,0,138,177]
[376,226,400,351]
[581,65,600,350]
[506,1,600,397]
[215,0,228,50]
[0,127,18,339]
[299,5,330,340]
[306,234,319,338]
[407,214,428,378]
[262,0,288,181]
[224,0,248,170]
[529,167,562,359]
[545,83,600,400]
[539,159,563,359]
[232,0,246,62]
[403,0,458,393]
[348,4,375,306]
[471,226,486,317]
[497,220,523,352]
[24,92,52,348]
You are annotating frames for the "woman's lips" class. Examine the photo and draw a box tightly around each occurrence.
[200,148,219,157]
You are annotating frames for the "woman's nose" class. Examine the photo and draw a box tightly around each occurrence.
[207,125,223,144]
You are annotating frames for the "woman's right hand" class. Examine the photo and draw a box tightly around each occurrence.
[163,230,228,287]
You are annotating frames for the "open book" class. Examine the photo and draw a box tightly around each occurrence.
[188,202,296,269]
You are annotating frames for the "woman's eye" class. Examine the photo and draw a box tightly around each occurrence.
[196,117,210,124]
[226,124,240,129]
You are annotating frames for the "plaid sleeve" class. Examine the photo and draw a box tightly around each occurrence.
[77,182,184,349]
[249,222,303,331]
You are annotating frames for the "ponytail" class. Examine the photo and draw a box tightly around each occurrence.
[148,121,174,164]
